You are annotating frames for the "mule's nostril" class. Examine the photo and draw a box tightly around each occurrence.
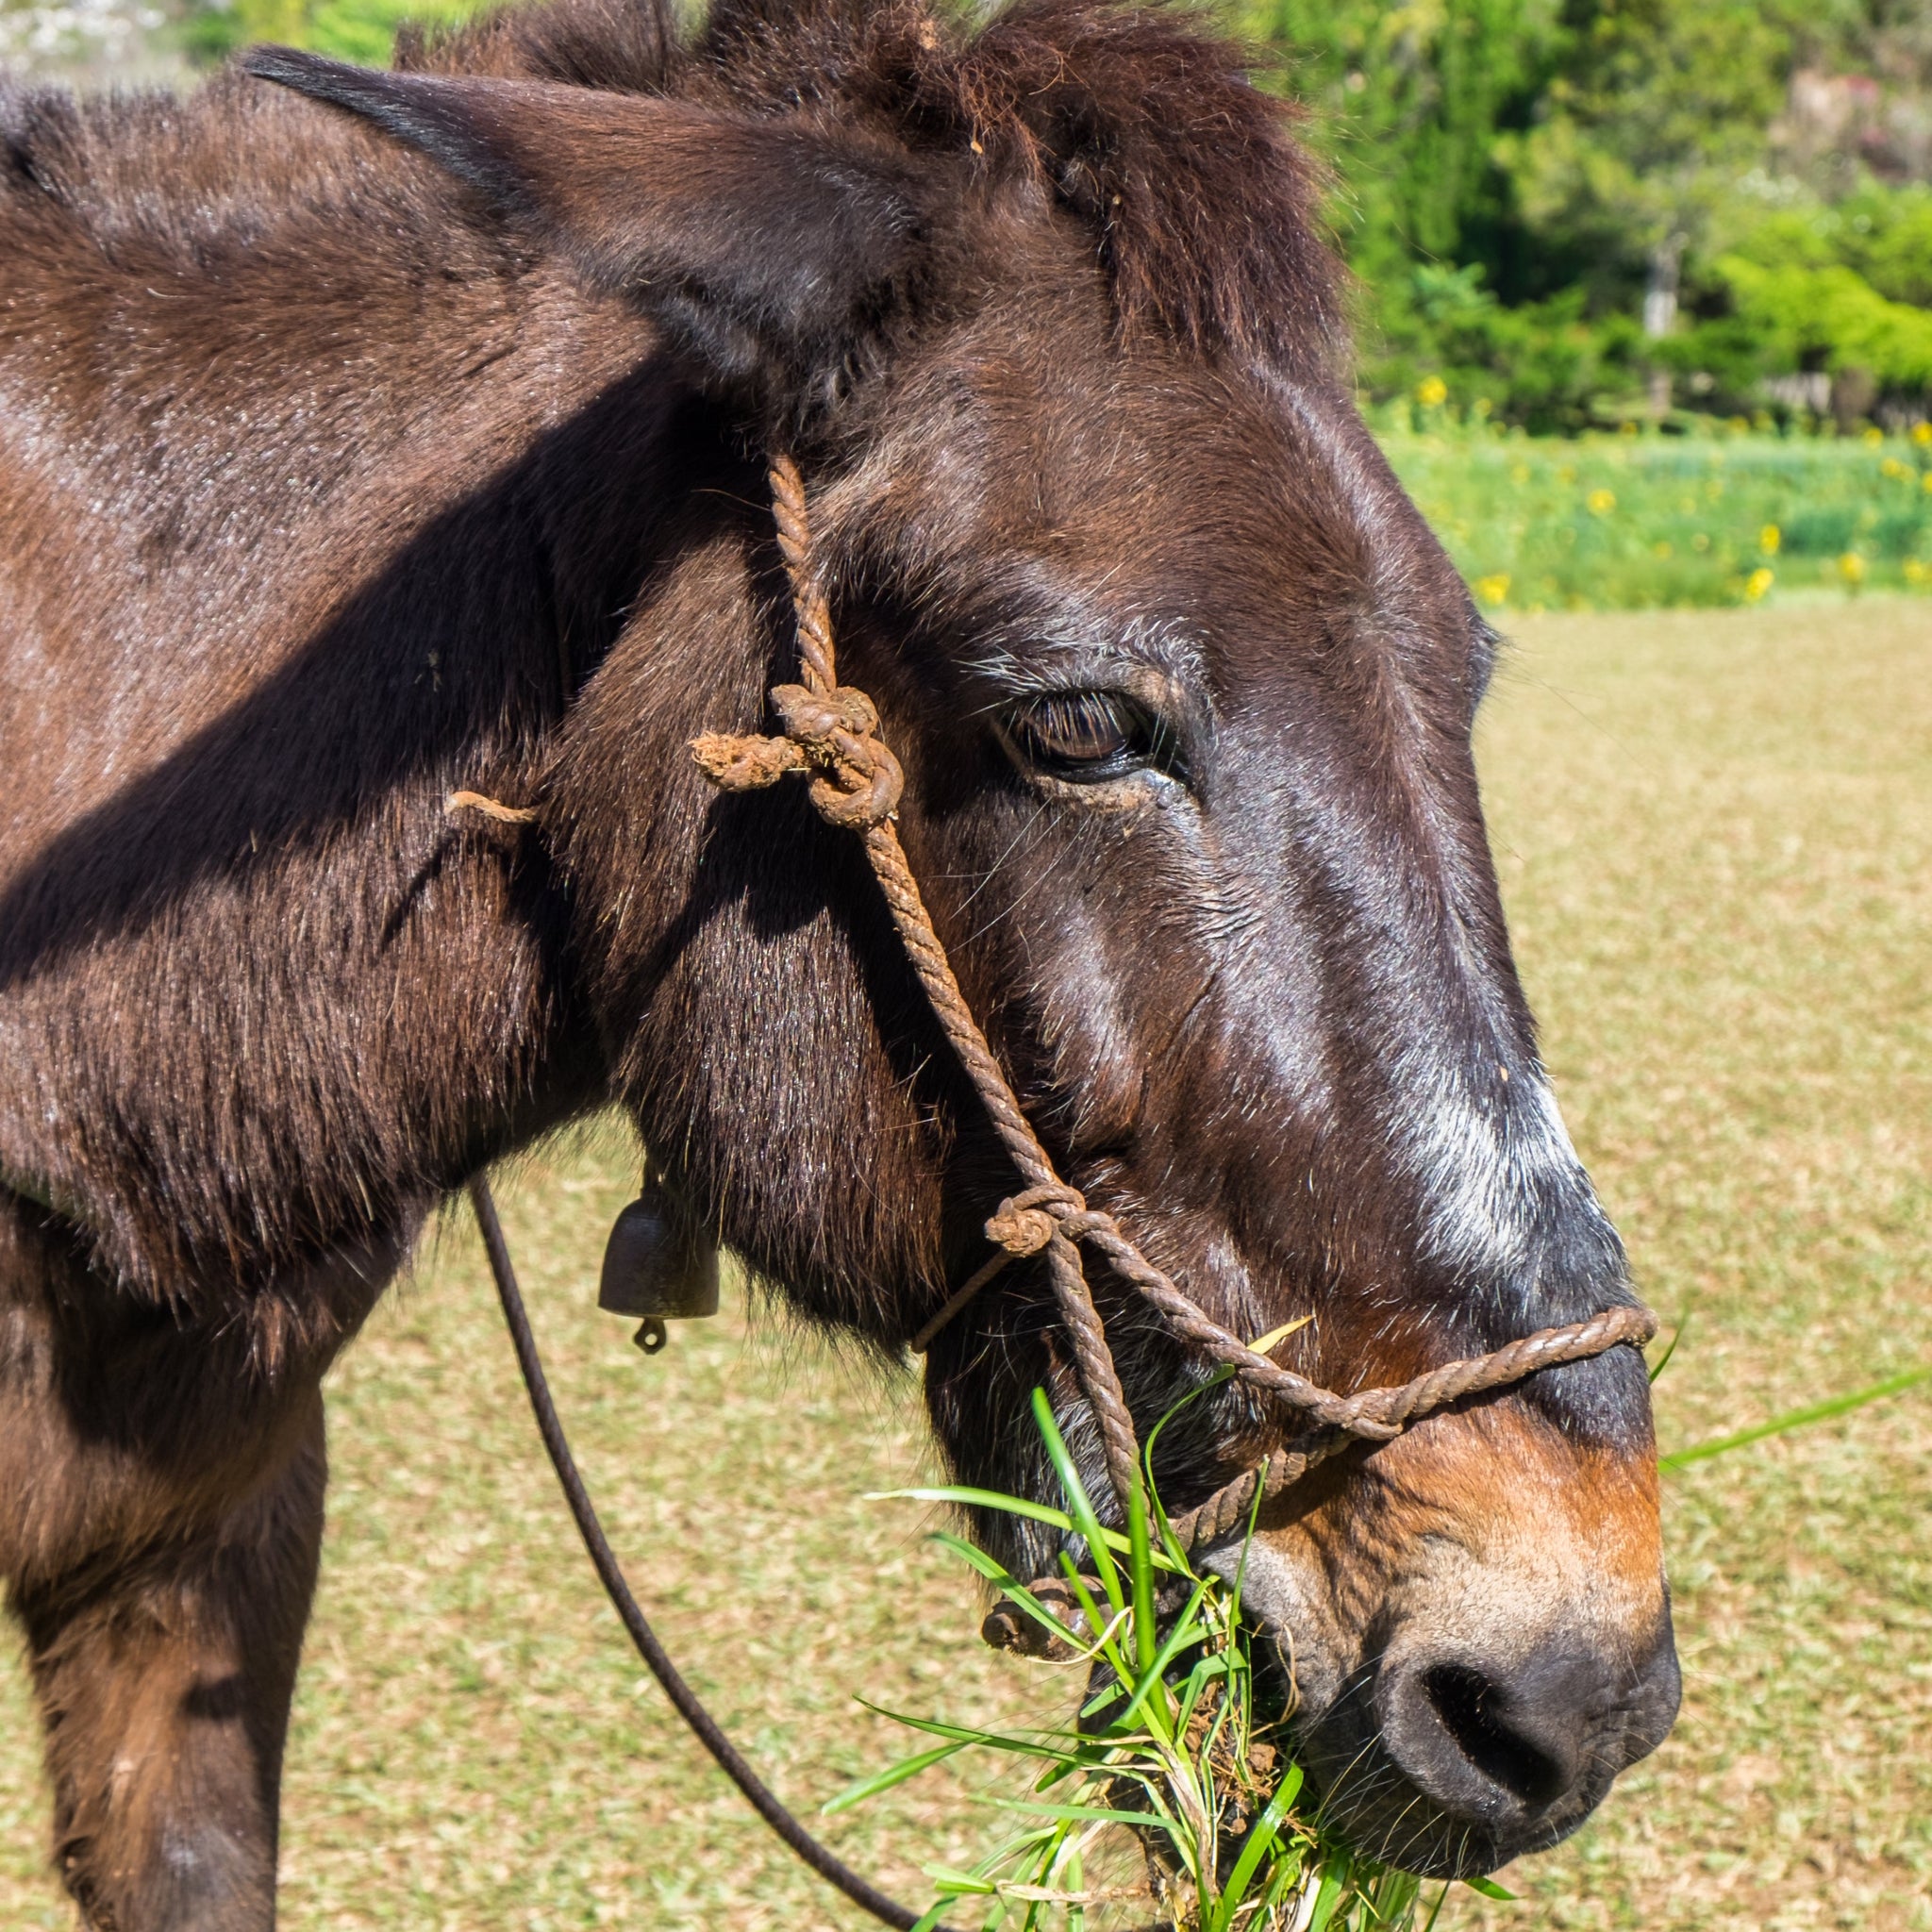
[1422,1663,1570,1808]
[1376,1641,1613,1825]
[1292,1618,1677,1874]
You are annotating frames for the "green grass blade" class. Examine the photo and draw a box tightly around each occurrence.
[1143,1368,1238,1567]
[1227,1446,1270,1614]
[1659,1365,1932,1470]
[1031,1388,1126,1615]
[1647,1312,1689,1384]
[991,1795,1181,1830]
[1112,1578,1213,1732]
[1173,1650,1235,1735]
[1461,1874,1519,1900]
[925,1528,1029,1587]
[991,1824,1064,1855]
[924,1865,1000,1894]
[1076,1674,1130,1729]
[822,1739,969,1814]
[855,1702,1080,1766]
[1054,1561,1128,1684]
[1127,1462,1158,1677]
[925,1532,1113,1654]
[1207,1762,1306,1932]
[1307,1850,1352,1932]
[1369,1869,1424,1921]
[1028,1821,1073,1932]
[1260,1844,1310,1910]
[872,1486,1079,1537]
[873,1486,1183,1572]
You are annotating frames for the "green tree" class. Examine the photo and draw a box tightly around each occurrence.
[1245,0,1562,286]
[1494,2,1790,348]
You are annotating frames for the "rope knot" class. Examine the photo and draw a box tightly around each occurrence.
[691,731,807,791]
[986,1184,1087,1257]
[691,682,905,830]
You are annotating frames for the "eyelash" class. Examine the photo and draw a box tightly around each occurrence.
[1002,690,1187,786]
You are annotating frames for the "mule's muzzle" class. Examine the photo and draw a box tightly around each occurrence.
[1286,1612,1681,1876]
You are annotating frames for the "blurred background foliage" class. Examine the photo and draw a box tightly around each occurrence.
[179,0,473,66]
[6,0,1931,609]
[1247,0,1932,432]
[8,0,1931,438]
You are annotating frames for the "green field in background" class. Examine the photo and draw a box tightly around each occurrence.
[1385,425,1932,612]
[0,601,1927,1929]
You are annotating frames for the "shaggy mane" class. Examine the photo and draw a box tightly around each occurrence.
[403,0,1341,366]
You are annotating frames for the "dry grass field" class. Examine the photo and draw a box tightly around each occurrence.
[2,599,1927,1930]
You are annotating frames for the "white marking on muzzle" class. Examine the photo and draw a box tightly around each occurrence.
[1400,1063,1610,1285]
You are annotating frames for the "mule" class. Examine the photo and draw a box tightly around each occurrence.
[0,0,1679,1924]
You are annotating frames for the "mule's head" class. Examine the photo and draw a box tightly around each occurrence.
[253,0,1677,1875]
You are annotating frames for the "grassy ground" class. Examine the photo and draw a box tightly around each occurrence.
[1383,426,1932,611]
[1,599,1927,1929]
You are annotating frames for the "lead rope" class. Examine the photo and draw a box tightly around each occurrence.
[692,454,1657,1534]
[470,1175,953,1932]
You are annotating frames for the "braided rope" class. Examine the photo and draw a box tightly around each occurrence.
[1165,1439,1333,1553]
[692,456,1657,1531]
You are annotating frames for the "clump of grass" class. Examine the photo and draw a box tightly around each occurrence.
[835,1390,1502,1932]
[839,1355,1932,1932]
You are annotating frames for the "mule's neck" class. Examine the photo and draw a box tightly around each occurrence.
[0,248,742,1313]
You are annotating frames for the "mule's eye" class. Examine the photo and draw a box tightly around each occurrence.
[1004,691,1182,785]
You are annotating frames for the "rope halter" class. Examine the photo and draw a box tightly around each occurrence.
[694,454,1657,1551]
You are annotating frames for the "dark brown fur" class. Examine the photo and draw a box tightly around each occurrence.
[0,2,1675,1923]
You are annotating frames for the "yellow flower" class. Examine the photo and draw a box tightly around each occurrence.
[1913,421,1932,445]
[1510,463,1531,485]
[1862,425,1884,446]
[1416,375,1448,408]
[1759,524,1780,555]
[1586,489,1616,516]
[1653,541,1674,559]
[1838,551,1868,586]
[1905,558,1928,586]
[1924,472,1932,494]
[1473,573,1510,606]
[1743,567,1774,603]
[1881,457,1912,481]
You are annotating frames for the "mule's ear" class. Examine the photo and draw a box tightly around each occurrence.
[242,47,935,408]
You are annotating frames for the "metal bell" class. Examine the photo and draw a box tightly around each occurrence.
[598,1173,719,1354]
